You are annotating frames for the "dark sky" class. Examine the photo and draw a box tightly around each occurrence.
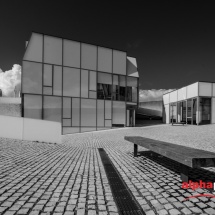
[1,1,215,89]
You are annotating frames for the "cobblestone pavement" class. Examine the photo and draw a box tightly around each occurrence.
[1,124,215,215]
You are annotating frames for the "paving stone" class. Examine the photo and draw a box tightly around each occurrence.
[145,210,155,215]
[204,208,215,215]
[181,208,192,215]
[157,209,168,215]
[168,209,181,215]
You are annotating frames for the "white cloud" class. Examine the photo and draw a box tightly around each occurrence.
[0,64,21,97]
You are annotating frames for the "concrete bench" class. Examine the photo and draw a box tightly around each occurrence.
[124,136,215,182]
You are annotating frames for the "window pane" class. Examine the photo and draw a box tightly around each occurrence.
[22,61,42,94]
[81,43,97,70]
[24,94,42,119]
[63,119,71,126]
[98,72,112,84]
[97,72,112,100]
[53,66,62,96]
[113,75,118,85]
[98,47,112,73]
[81,70,88,98]
[105,120,111,127]
[112,101,125,125]
[43,87,52,95]
[23,33,43,62]
[63,40,80,68]
[113,50,126,75]
[127,77,137,87]
[63,67,80,97]
[132,87,137,102]
[97,100,104,127]
[44,64,52,86]
[105,100,112,119]
[81,99,96,126]
[89,91,96,99]
[119,76,126,101]
[81,127,96,133]
[63,127,79,134]
[90,71,96,91]
[44,36,62,65]
[63,97,71,118]
[44,96,62,122]
[72,98,80,126]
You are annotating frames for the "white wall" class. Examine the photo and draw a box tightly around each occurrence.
[23,118,61,144]
[186,82,198,99]
[164,104,170,123]
[163,93,170,105]
[199,82,212,97]
[212,98,215,124]
[0,115,61,144]
[177,87,186,101]
[0,115,23,140]
[169,90,177,103]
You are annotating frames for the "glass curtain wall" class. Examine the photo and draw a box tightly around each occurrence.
[22,33,138,134]
[170,103,177,123]
[199,97,211,125]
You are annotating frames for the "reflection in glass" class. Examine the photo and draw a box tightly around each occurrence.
[199,97,211,125]
[112,75,119,100]
[24,95,42,119]
[44,64,52,86]
[81,99,96,126]
[72,98,80,126]
[177,101,186,123]
[97,72,112,100]
[63,67,80,97]
[119,76,125,101]
[63,97,71,118]
[81,70,88,98]
[53,66,62,96]
[22,61,42,94]
[187,99,192,124]
[44,96,62,122]
[170,103,177,123]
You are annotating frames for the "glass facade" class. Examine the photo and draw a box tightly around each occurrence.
[169,97,212,125]
[22,32,139,134]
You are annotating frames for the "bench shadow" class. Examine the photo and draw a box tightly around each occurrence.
[138,150,215,184]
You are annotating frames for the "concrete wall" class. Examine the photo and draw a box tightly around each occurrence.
[0,115,61,144]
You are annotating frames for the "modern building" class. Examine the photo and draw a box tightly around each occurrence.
[163,81,215,125]
[22,32,139,134]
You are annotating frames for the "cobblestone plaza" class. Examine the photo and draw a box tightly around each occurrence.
[1,124,215,215]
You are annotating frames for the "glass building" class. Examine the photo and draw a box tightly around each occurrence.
[22,32,139,134]
[163,82,215,125]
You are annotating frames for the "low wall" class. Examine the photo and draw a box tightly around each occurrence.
[0,115,61,144]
